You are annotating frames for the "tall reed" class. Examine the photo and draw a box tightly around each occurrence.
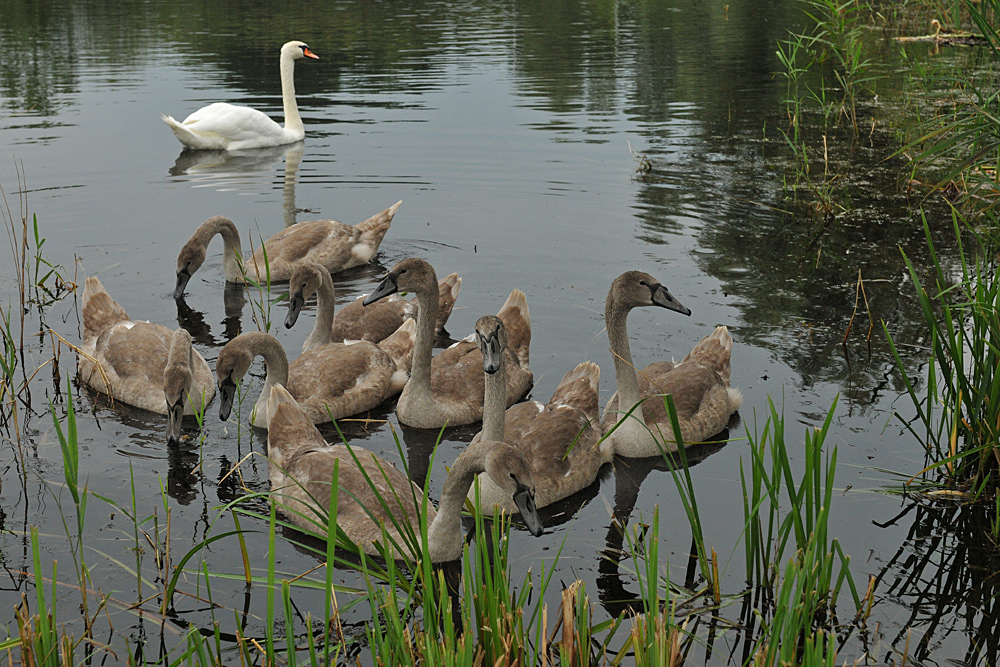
[886,209,1000,493]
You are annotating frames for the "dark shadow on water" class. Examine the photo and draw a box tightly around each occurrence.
[175,291,246,347]
[399,422,479,488]
[871,498,1000,667]
[81,388,206,505]
[597,428,731,620]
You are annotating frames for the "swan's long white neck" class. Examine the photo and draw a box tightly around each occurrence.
[305,270,336,350]
[280,49,304,135]
[606,298,644,428]
[481,355,508,442]
[426,439,491,562]
[409,270,440,395]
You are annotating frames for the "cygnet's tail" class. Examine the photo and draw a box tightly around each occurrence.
[82,276,130,343]
[682,325,733,384]
[355,201,401,253]
[265,384,327,467]
[549,361,600,416]
[727,386,744,413]
[435,273,462,334]
[497,289,531,368]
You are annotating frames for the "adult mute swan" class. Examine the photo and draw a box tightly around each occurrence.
[601,271,742,458]
[265,383,544,561]
[78,277,216,443]
[469,316,610,511]
[363,258,533,429]
[173,202,400,295]
[162,41,319,151]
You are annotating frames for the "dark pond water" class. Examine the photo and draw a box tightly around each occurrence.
[1,0,994,664]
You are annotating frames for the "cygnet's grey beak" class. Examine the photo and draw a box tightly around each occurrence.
[166,401,184,444]
[363,275,398,306]
[651,283,691,316]
[219,376,237,421]
[174,269,192,300]
[513,484,544,537]
[479,333,502,374]
[285,291,305,329]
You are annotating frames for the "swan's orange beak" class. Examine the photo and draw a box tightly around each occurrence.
[304,47,319,60]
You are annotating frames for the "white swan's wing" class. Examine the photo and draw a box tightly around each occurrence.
[181,103,284,140]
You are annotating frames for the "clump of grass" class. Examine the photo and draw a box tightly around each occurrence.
[618,506,690,667]
[886,209,1000,495]
[648,391,859,662]
[15,528,74,667]
[241,229,283,333]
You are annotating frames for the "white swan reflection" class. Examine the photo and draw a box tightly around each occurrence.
[167,141,304,227]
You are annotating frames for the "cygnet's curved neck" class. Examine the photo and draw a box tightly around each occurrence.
[166,329,194,373]
[481,355,508,442]
[197,217,245,283]
[426,438,491,562]
[409,269,441,393]
[241,331,291,399]
[306,270,336,350]
[164,330,194,399]
[606,294,643,425]
[280,50,303,135]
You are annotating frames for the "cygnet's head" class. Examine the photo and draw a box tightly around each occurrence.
[215,337,256,422]
[482,441,544,537]
[608,270,690,316]
[174,216,235,298]
[475,315,507,374]
[363,258,437,307]
[163,328,196,444]
[285,263,328,329]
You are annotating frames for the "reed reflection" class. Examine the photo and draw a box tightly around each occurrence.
[597,432,729,620]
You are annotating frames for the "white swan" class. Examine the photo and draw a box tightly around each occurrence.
[601,271,742,457]
[469,316,611,511]
[162,41,319,151]
[78,276,216,443]
[265,383,544,562]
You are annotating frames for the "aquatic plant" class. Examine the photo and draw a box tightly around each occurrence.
[886,209,1000,493]
[241,228,281,333]
[901,0,1000,217]
[15,529,72,667]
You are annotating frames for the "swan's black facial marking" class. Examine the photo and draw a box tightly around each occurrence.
[219,373,237,421]
[364,274,399,306]
[166,399,185,443]
[512,477,543,537]
[649,282,691,316]
[174,265,192,299]
[476,328,503,374]
[285,289,306,329]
